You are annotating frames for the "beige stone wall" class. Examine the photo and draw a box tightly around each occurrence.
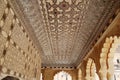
[0,0,41,80]
[41,68,78,80]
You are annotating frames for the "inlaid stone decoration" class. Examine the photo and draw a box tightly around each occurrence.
[0,0,41,80]
[9,0,120,67]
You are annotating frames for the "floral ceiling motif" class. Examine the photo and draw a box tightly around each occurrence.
[9,0,120,67]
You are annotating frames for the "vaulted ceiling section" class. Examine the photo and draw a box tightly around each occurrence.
[8,0,120,67]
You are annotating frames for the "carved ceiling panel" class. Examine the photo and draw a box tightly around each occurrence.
[9,0,120,67]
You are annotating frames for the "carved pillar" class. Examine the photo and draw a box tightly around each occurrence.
[85,58,95,80]
[99,37,113,80]
[91,63,96,80]
[78,69,82,80]
[85,59,91,80]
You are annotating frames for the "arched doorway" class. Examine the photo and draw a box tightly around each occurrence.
[54,71,72,80]
[114,42,120,80]
[99,36,120,80]
[1,76,19,80]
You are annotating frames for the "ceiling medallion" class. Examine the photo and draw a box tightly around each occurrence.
[59,0,69,10]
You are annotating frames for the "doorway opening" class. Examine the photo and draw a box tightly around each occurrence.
[54,71,72,80]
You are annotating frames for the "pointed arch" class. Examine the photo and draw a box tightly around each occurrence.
[114,42,120,80]
[99,36,120,80]
[107,36,120,80]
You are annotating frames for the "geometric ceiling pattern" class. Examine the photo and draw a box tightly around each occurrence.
[8,0,120,67]
[41,0,90,66]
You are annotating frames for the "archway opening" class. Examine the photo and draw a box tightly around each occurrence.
[114,44,120,80]
[1,76,19,80]
[54,71,72,80]
[99,36,120,80]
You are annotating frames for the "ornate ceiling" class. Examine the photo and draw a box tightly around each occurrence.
[8,0,120,67]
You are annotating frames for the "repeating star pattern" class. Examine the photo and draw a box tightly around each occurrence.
[9,0,120,67]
